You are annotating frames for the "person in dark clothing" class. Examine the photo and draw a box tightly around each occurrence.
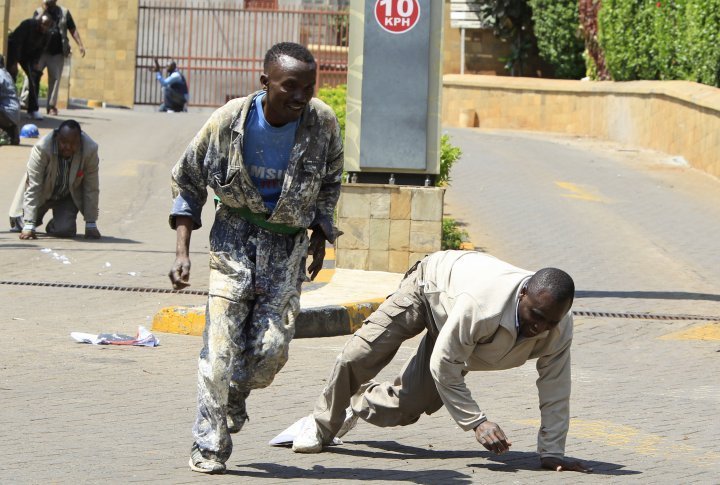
[0,55,21,145]
[6,15,54,120]
[154,60,189,112]
[24,0,86,116]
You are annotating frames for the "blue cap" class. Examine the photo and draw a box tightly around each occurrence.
[20,124,39,138]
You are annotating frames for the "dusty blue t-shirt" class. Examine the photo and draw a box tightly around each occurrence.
[242,92,299,211]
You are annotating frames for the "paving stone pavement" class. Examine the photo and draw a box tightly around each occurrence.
[1,111,718,483]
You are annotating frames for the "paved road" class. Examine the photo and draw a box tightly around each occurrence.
[443,128,720,318]
[1,112,718,483]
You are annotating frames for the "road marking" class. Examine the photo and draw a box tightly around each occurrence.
[659,323,720,341]
[555,181,606,202]
[516,418,720,466]
[106,160,160,177]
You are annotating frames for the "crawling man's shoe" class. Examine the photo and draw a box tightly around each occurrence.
[335,406,359,439]
[189,443,226,474]
[292,414,323,453]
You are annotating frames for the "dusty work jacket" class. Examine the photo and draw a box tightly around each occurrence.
[16,132,100,224]
[421,251,573,459]
[169,92,343,235]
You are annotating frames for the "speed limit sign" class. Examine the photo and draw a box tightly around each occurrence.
[374,0,421,34]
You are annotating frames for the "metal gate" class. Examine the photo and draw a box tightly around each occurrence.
[134,1,349,107]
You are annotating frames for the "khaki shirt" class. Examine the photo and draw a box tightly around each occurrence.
[421,251,573,459]
[169,92,343,233]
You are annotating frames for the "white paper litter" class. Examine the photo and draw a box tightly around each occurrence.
[70,325,160,347]
[269,415,342,447]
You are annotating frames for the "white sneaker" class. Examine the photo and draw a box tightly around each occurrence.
[292,414,323,453]
[30,111,44,120]
[336,406,359,439]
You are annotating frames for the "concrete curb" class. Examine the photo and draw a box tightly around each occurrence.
[151,298,386,339]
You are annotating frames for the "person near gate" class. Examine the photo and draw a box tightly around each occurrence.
[21,0,86,117]
[6,14,54,120]
[0,55,21,146]
[167,42,343,474]
[288,250,592,473]
[153,59,189,112]
[9,119,101,239]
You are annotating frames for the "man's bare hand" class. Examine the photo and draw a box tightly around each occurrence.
[307,229,326,281]
[474,421,512,455]
[19,229,37,240]
[169,255,191,289]
[541,457,592,473]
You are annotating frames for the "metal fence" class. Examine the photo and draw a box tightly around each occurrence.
[135,1,349,107]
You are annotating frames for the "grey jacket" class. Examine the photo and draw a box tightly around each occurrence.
[169,92,343,236]
[421,251,573,459]
[18,131,100,224]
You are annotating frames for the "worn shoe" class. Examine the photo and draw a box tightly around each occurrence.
[336,406,359,439]
[189,444,226,474]
[227,412,248,434]
[29,111,44,120]
[47,107,58,116]
[292,414,323,453]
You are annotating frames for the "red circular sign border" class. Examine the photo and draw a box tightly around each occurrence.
[374,0,421,35]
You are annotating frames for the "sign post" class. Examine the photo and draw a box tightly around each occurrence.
[344,0,443,186]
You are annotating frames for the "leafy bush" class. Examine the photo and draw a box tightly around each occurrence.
[437,134,462,187]
[599,0,720,87]
[317,84,346,139]
[479,0,536,76]
[528,0,585,79]
[442,218,469,250]
[438,136,469,250]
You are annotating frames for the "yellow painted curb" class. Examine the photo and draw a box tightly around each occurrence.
[86,100,102,108]
[659,322,720,341]
[345,298,385,333]
[151,297,388,337]
[152,305,205,336]
[459,242,474,250]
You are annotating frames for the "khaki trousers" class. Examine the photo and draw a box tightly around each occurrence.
[313,266,444,442]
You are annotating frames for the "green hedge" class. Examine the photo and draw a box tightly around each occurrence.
[317,84,346,139]
[528,0,586,78]
[599,0,720,87]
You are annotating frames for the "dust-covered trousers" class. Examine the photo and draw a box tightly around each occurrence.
[193,207,309,462]
[312,263,445,442]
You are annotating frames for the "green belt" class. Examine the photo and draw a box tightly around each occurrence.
[215,197,303,235]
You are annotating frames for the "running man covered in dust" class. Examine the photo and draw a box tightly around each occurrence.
[167,42,343,475]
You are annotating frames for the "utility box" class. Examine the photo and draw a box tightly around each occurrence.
[345,0,444,186]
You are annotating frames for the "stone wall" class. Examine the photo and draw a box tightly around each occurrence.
[443,75,720,179]
[5,0,138,108]
[336,184,444,273]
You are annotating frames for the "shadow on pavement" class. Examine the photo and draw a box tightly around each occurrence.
[475,451,641,476]
[328,440,481,460]
[576,290,720,302]
[230,462,474,484]
[0,235,141,244]
[73,235,141,244]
